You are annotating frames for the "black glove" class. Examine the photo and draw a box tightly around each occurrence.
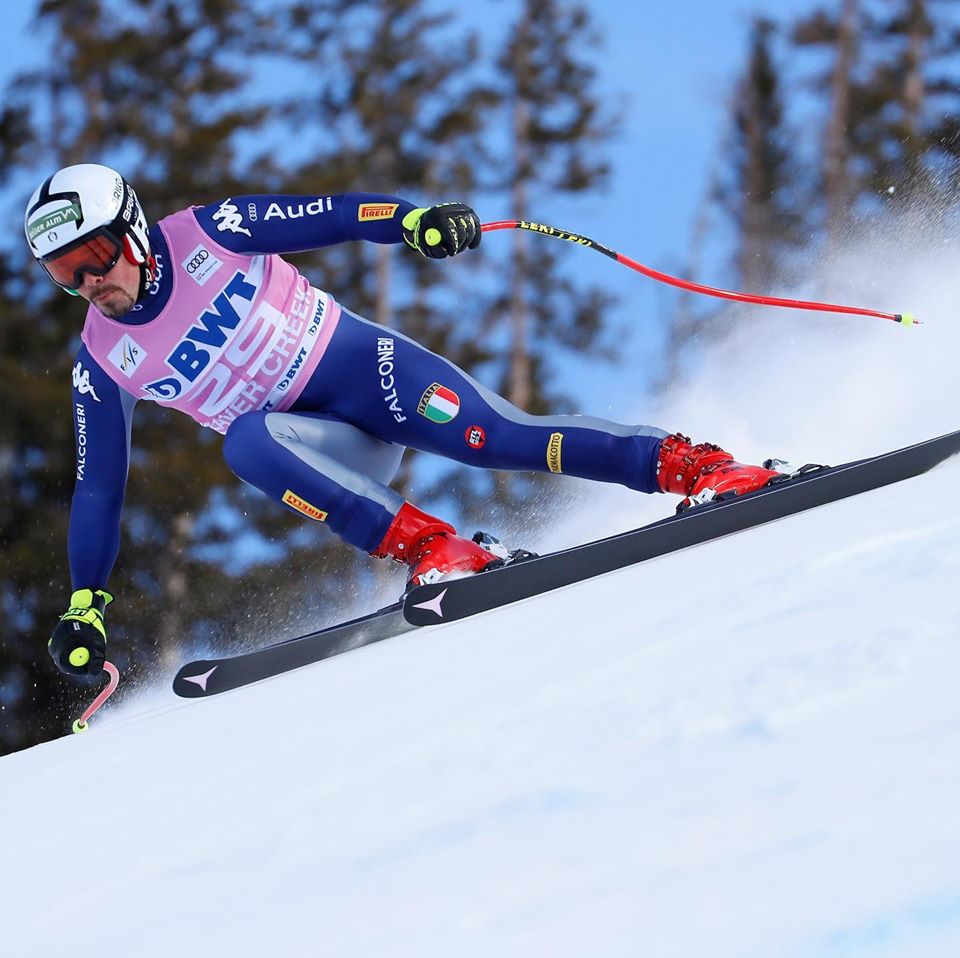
[49,589,113,684]
[402,203,482,259]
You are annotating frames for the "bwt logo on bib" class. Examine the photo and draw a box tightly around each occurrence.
[145,271,258,400]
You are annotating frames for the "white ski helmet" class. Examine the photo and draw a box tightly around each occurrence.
[24,163,151,294]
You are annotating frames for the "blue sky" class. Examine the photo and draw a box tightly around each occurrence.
[0,0,820,411]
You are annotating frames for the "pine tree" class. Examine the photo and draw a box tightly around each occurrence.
[787,0,960,239]
[0,0,296,753]
[427,0,619,528]
[722,18,806,292]
[270,0,496,333]
[251,0,504,597]
[662,16,805,377]
[489,0,616,414]
[0,0,623,752]
[853,0,960,214]
[792,0,863,248]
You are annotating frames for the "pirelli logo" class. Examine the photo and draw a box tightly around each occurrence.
[358,203,400,222]
[282,490,328,522]
[547,432,564,474]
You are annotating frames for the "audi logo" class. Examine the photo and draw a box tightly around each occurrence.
[186,250,210,273]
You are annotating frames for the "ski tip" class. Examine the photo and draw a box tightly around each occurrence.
[895,312,920,327]
[173,661,220,698]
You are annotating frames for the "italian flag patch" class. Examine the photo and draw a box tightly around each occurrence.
[417,383,461,423]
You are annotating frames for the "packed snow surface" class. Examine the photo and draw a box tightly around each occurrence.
[3,239,960,956]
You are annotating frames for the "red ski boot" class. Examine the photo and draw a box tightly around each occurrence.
[657,433,785,510]
[372,502,506,587]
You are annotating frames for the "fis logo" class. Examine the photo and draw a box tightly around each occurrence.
[108,334,147,378]
[358,203,399,222]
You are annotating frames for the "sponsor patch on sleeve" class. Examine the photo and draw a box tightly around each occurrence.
[417,383,460,423]
[547,432,564,473]
[358,203,400,222]
[282,490,328,521]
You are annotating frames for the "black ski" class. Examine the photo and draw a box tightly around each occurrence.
[173,601,413,697]
[174,428,960,697]
[403,428,960,626]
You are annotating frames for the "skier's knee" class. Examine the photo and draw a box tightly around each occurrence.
[222,412,269,480]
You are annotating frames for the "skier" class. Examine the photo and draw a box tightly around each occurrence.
[26,163,784,683]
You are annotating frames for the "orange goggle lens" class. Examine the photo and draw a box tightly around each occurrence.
[42,234,123,289]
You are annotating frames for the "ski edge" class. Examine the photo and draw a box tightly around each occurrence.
[403,428,960,627]
[173,601,409,698]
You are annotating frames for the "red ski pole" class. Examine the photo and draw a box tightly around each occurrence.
[481,220,918,326]
[72,661,121,733]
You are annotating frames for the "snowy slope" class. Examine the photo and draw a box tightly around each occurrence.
[3,240,960,957]
[2,459,959,958]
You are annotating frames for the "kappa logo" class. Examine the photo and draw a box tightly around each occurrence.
[212,198,251,237]
[358,203,399,222]
[72,362,101,402]
[107,334,147,378]
[282,490,328,522]
[181,244,222,286]
[547,432,564,473]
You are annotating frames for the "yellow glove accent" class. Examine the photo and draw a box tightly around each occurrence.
[401,209,426,230]
[61,589,114,640]
[69,647,91,668]
[402,208,431,251]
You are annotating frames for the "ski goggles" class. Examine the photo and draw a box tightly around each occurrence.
[38,228,124,291]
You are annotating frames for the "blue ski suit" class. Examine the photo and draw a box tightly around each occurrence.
[69,193,667,590]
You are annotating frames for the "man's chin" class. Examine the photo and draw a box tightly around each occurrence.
[95,292,135,318]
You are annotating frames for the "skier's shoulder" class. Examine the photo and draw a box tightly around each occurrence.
[154,204,211,242]
[186,197,256,250]
[71,339,128,407]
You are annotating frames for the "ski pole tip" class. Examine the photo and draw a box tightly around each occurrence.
[895,312,920,327]
[72,719,89,734]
